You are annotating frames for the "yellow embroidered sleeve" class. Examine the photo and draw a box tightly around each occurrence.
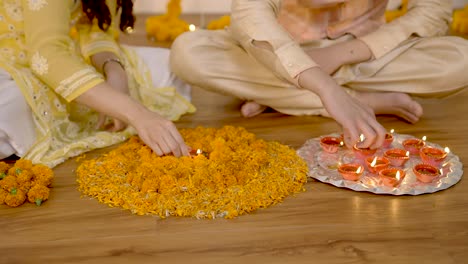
[359,0,452,59]
[231,0,317,83]
[23,0,104,102]
[76,0,122,63]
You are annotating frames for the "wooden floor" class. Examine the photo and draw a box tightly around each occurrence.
[2,15,468,264]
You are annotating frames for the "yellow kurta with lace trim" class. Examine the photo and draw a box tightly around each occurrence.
[0,0,195,167]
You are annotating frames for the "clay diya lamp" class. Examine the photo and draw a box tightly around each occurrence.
[190,149,208,158]
[365,156,390,174]
[413,163,441,183]
[402,138,426,155]
[384,149,410,167]
[379,168,406,188]
[320,136,343,154]
[383,133,394,148]
[419,147,449,167]
[353,144,377,160]
[338,163,364,181]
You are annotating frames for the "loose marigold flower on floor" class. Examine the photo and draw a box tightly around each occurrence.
[76,126,308,219]
[28,184,50,206]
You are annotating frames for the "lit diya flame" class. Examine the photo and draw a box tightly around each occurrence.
[444,147,450,154]
[422,136,427,141]
[405,151,410,157]
[370,156,378,167]
[395,171,401,181]
[356,166,363,174]
[189,24,197,32]
[196,149,202,155]
[390,129,395,134]
[340,141,344,147]
[359,134,365,142]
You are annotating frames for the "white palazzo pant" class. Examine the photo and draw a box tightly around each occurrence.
[0,46,191,159]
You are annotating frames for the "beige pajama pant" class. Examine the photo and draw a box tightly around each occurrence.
[171,29,468,116]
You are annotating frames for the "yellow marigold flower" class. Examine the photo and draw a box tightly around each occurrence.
[31,164,54,187]
[385,0,408,22]
[76,126,308,219]
[0,175,17,192]
[27,184,50,206]
[145,0,189,42]
[207,15,231,30]
[0,161,10,176]
[19,182,33,193]
[453,5,468,34]
[15,159,33,170]
[0,189,7,205]
[4,188,27,207]
[16,169,33,185]
[8,166,22,176]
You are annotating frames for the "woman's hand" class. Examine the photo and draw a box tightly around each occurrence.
[131,110,190,157]
[97,61,129,132]
[91,52,129,132]
[75,81,190,157]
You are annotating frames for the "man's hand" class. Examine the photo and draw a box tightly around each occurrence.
[298,67,386,149]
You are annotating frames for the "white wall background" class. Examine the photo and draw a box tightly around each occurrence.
[134,0,467,14]
[134,0,232,14]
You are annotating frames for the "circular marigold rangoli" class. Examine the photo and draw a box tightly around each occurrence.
[76,126,308,219]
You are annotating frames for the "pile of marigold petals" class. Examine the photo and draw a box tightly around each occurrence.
[0,160,53,207]
[76,126,308,219]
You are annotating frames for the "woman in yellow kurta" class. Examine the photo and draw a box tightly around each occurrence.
[0,0,195,167]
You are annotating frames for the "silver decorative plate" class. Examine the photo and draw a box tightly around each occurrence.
[297,133,463,195]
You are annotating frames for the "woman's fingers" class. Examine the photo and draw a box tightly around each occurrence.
[167,124,190,157]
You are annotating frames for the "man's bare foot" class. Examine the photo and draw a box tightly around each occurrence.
[356,91,423,123]
[240,101,268,118]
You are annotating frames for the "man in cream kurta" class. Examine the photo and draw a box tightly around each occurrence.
[171,0,468,143]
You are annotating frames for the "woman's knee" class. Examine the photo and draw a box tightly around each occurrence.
[170,31,208,84]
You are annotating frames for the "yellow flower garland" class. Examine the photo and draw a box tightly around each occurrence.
[146,0,189,42]
[76,126,308,219]
[453,5,468,34]
[207,15,231,30]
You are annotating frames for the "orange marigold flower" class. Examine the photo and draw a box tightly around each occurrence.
[0,175,17,192]
[8,166,22,176]
[76,126,308,219]
[27,184,50,206]
[4,188,27,207]
[31,164,54,187]
[16,169,33,185]
[15,159,33,170]
[0,161,10,175]
[0,189,8,205]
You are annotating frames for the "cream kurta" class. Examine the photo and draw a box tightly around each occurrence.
[0,0,195,167]
[230,0,453,82]
[171,0,468,116]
